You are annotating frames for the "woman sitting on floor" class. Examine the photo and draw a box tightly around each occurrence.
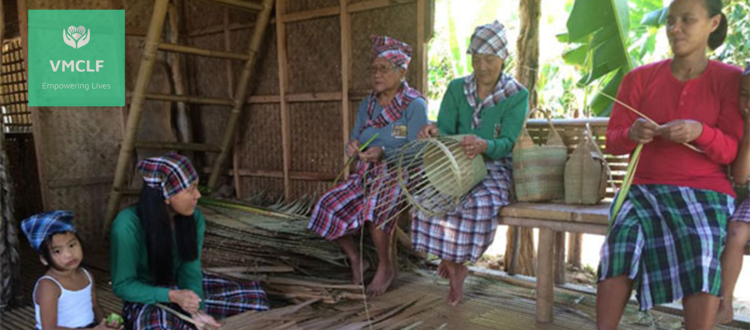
[416,20,529,306]
[308,35,428,297]
[110,152,269,329]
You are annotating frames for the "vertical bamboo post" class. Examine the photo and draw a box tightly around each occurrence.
[223,8,242,199]
[274,0,291,200]
[168,1,192,145]
[567,232,583,268]
[554,232,566,285]
[537,228,555,323]
[339,0,351,173]
[207,0,276,190]
[507,226,520,276]
[103,0,171,234]
[416,0,426,94]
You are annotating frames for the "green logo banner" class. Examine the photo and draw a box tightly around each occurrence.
[28,10,125,107]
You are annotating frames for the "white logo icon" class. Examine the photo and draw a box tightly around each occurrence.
[63,26,90,49]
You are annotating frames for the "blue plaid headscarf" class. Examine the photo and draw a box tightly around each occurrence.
[21,211,77,252]
[466,20,509,60]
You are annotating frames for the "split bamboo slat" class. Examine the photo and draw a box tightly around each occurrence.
[103,0,276,234]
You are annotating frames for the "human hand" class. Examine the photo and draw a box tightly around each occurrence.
[419,124,439,139]
[169,289,201,314]
[656,119,703,144]
[191,311,221,330]
[359,147,384,163]
[346,140,361,158]
[461,135,487,159]
[628,118,659,144]
[92,318,122,330]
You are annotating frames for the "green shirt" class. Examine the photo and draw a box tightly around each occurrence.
[110,206,206,309]
[436,78,529,160]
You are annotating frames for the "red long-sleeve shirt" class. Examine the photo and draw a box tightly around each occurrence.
[606,59,743,196]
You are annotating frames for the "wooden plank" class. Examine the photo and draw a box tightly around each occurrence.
[348,0,418,14]
[536,228,554,323]
[500,202,609,224]
[282,6,338,23]
[47,176,114,189]
[499,217,608,235]
[157,42,250,61]
[195,0,264,12]
[339,0,351,177]
[276,0,291,199]
[285,92,342,103]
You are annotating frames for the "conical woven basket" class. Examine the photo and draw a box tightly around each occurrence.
[564,127,608,204]
[512,112,568,202]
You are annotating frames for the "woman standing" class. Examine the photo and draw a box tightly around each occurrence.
[596,0,743,329]
[416,20,529,306]
[308,35,428,297]
[110,153,269,329]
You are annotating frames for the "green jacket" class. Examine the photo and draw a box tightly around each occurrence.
[110,206,205,309]
[437,78,529,160]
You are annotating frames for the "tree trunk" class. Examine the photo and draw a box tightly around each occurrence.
[504,0,541,276]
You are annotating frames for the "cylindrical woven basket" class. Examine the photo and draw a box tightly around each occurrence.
[394,135,487,216]
[512,113,568,202]
[564,127,608,205]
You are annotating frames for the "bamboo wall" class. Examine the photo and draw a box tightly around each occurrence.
[21,0,432,237]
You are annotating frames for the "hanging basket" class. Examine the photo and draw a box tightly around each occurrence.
[564,126,609,205]
[512,111,568,202]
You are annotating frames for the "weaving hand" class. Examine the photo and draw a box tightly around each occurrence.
[628,118,659,144]
[190,311,221,330]
[169,289,201,314]
[359,146,384,163]
[346,140,361,157]
[418,124,439,139]
[657,119,703,144]
[461,135,487,159]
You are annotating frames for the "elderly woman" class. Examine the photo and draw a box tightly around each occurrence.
[110,153,269,329]
[308,35,428,296]
[417,21,528,306]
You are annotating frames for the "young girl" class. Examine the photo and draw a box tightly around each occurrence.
[21,211,121,330]
[717,65,750,324]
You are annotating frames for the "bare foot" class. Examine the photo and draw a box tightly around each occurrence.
[436,261,449,279]
[350,258,370,286]
[366,265,396,297]
[447,263,469,307]
[716,300,734,325]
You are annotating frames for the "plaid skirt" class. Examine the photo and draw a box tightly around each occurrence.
[122,273,269,330]
[598,184,734,310]
[308,160,403,240]
[411,158,512,263]
[730,197,750,223]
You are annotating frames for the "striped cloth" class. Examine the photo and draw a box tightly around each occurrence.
[731,196,750,223]
[122,273,268,330]
[308,161,403,240]
[466,20,509,59]
[371,34,412,70]
[137,152,198,199]
[20,210,76,252]
[362,82,423,132]
[598,184,734,310]
[411,158,512,263]
[464,73,523,129]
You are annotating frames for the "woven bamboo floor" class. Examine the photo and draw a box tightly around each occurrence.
[2,241,746,330]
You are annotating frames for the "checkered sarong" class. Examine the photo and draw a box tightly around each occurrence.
[411,159,512,263]
[122,273,268,330]
[308,161,403,240]
[731,196,750,223]
[598,184,734,310]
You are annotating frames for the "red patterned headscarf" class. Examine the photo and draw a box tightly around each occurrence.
[371,35,412,70]
[137,152,198,199]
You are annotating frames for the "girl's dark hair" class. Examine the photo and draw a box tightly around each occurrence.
[38,231,84,271]
[704,0,727,51]
[136,186,198,286]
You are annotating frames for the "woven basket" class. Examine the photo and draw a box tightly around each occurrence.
[564,127,608,205]
[512,112,568,202]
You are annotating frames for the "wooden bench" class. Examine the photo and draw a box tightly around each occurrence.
[498,118,749,323]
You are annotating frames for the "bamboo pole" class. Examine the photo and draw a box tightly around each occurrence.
[207,0,276,190]
[103,0,171,234]
[143,93,233,106]
[224,7,242,199]
[158,42,250,61]
[536,228,555,323]
[554,232,566,285]
[134,141,220,152]
[273,0,291,199]
[168,1,194,148]
[416,0,426,94]
[195,0,264,12]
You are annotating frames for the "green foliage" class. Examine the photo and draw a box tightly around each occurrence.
[715,1,750,67]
